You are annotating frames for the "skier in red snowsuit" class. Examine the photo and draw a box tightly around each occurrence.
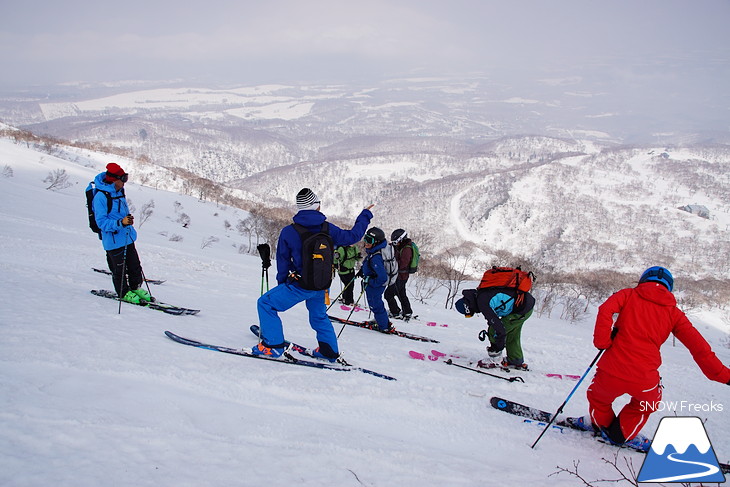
[586,266,730,445]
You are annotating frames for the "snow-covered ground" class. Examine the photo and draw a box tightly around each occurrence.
[0,137,728,486]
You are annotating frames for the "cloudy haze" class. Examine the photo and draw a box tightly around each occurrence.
[1,0,729,87]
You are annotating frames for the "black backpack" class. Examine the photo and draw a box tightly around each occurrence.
[292,222,335,291]
[85,181,123,239]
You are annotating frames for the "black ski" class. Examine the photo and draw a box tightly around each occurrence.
[92,267,165,285]
[328,315,439,343]
[492,396,730,473]
[490,396,551,421]
[91,290,199,315]
[165,331,395,380]
[249,325,396,381]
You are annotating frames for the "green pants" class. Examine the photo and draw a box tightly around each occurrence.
[488,309,533,365]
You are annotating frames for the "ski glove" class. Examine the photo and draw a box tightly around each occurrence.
[256,243,271,269]
[121,215,134,226]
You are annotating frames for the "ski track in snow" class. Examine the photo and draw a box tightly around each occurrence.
[0,137,728,486]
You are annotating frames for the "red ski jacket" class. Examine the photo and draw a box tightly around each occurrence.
[594,282,730,385]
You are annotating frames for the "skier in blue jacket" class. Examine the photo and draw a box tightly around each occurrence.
[91,163,152,304]
[359,227,394,333]
[254,188,373,361]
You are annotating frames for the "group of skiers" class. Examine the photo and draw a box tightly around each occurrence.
[91,167,730,452]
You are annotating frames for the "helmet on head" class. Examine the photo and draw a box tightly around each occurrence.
[364,227,385,245]
[455,297,474,318]
[391,229,407,245]
[639,266,674,291]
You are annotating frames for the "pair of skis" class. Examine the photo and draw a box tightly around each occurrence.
[90,290,199,315]
[489,396,730,474]
[328,315,438,343]
[164,326,396,381]
[92,267,165,285]
[409,349,581,381]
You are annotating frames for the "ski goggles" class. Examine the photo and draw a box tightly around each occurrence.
[364,234,377,244]
[107,172,129,182]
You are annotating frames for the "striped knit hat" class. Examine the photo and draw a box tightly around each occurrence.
[296,188,320,211]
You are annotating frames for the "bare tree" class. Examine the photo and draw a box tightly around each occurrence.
[177,213,191,228]
[43,169,72,191]
[431,246,475,309]
[138,200,155,228]
[550,451,642,486]
[201,236,219,249]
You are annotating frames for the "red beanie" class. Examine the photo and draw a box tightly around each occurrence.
[106,163,125,176]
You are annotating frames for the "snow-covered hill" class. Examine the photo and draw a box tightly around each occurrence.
[4,80,730,281]
[1,137,728,486]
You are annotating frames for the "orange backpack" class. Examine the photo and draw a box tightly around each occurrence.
[477,266,534,307]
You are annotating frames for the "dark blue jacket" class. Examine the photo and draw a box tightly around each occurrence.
[361,240,389,289]
[275,208,373,285]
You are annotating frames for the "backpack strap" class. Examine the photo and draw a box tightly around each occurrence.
[97,190,113,214]
[95,187,123,215]
[292,222,329,239]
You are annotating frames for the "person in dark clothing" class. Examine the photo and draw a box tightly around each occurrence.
[455,286,535,369]
[359,227,394,333]
[334,245,361,305]
[385,229,414,320]
[91,163,152,304]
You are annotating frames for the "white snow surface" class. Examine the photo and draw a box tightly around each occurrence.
[0,138,729,486]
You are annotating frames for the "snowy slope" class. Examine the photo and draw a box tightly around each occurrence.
[0,138,728,486]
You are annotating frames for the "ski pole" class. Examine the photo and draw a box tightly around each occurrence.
[117,237,130,315]
[444,359,525,383]
[336,280,367,338]
[326,274,357,311]
[257,243,271,295]
[140,267,153,298]
[530,348,604,449]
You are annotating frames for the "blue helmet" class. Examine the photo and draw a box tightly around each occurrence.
[639,266,674,291]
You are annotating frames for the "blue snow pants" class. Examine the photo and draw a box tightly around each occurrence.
[257,282,339,355]
[365,284,389,331]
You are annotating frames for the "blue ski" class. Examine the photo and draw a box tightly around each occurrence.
[166,330,396,381]
[249,325,396,381]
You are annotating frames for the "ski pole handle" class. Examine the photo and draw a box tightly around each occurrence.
[257,243,271,269]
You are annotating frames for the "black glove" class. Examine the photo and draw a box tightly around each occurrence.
[257,243,271,269]
[355,268,364,278]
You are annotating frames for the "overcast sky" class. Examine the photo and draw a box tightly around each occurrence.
[1,0,729,88]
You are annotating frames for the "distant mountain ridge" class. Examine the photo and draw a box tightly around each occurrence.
[1,80,729,282]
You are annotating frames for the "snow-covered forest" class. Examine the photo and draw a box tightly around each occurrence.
[1,126,729,487]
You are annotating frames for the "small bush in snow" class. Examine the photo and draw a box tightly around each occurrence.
[43,169,72,191]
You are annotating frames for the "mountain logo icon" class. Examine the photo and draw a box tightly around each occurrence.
[637,416,726,483]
